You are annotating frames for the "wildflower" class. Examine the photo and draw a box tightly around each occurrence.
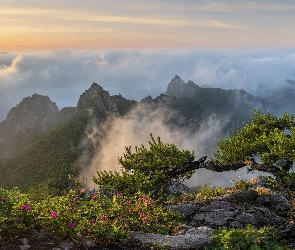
[100,215,107,220]
[92,194,98,199]
[141,212,147,219]
[126,202,130,206]
[117,193,122,198]
[120,217,125,221]
[21,205,31,210]
[91,220,96,225]
[155,219,159,223]
[101,203,106,207]
[128,208,132,213]
[81,189,86,193]
[147,201,154,206]
[142,195,147,200]
[68,222,77,228]
[1,197,7,202]
[51,211,58,218]
[69,205,75,211]
[144,221,149,224]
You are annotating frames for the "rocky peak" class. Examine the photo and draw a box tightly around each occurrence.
[0,94,59,158]
[1,94,58,134]
[76,83,119,116]
[164,75,200,98]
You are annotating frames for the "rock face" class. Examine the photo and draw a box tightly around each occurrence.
[130,226,212,250]
[77,83,119,117]
[132,176,291,249]
[1,93,58,134]
[164,75,200,98]
[0,94,59,158]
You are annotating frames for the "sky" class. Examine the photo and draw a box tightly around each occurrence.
[1,0,295,185]
[1,0,295,50]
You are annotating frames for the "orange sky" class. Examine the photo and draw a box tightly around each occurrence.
[1,1,295,51]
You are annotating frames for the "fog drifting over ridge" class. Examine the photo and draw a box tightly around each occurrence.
[1,49,295,122]
[79,103,266,188]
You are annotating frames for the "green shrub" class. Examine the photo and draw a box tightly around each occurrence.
[195,184,227,200]
[93,134,204,201]
[205,224,290,250]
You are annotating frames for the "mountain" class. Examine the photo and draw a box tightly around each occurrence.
[164,75,201,98]
[0,76,294,193]
[0,83,126,193]
[77,82,119,117]
[0,94,59,158]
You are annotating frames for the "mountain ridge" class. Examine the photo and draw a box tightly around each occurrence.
[0,76,295,192]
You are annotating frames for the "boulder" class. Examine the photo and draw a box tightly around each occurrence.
[130,226,212,250]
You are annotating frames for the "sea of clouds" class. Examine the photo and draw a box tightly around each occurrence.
[1,49,295,122]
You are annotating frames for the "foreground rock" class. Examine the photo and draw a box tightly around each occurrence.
[130,226,212,250]
[131,176,293,249]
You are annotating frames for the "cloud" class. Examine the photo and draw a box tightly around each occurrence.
[0,49,295,122]
[0,55,23,79]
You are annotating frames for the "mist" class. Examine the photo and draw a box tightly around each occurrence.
[79,102,255,189]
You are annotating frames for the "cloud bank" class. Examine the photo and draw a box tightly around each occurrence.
[1,49,295,122]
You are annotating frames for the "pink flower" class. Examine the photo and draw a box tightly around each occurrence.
[21,205,31,210]
[81,189,86,193]
[100,215,107,220]
[140,211,147,219]
[128,208,132,213]
[120,217,125,221]
[117,193,122,198]
[1,197,7,202]
[92,194,98,199]
[51,211,58,218]
[68,222,77,228]
[101,203,106,207]
[91,220,96,225]
[69,206,75,211]
[142,195,147,200]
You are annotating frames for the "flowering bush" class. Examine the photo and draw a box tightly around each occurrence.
[0,182,181,244]
[37,186,181,243]
[0,187,39,241]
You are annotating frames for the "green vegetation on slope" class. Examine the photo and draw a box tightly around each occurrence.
[0,111,89,193]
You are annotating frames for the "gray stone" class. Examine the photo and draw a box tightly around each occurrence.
[172,224,195,236]
[168,203,201,220]
[255,193,290,216]
[130,226,212,250]
[199,201,237,212]
[193,213,205,222]
[230,221,242,228]
[235,212,257,225]
[204,209,240,227]
[231,190,258,203]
